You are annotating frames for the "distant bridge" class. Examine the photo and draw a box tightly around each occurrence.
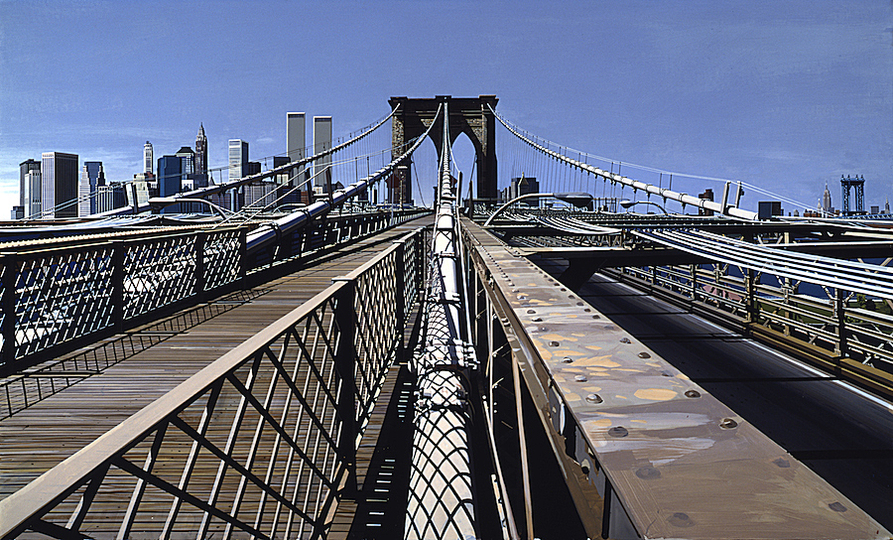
[1,96,892,539]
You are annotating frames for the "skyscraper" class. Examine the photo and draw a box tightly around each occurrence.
[19,159,40,217]
[175,146,195,190]
[157,155,182,213]
[287,112,307,188]
[313,116,332,194]
[195,124,208,177]
[19,159,40,208]
[822,183,832,214]
[24,169,41,218]
[41,152,79,218]
[144,141,154,174]
[79,161,106,217]
[228,139,248,182]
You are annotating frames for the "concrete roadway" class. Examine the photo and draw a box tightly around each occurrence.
[539,261,893,532]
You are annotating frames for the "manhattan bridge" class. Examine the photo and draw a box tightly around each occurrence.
[1,96,892,539]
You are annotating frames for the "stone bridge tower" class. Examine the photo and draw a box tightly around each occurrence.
[388,95,498,205]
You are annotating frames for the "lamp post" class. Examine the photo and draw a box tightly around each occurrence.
[484,192,593,227]
[619,199,668,215]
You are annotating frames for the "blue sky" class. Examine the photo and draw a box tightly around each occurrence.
[1,0,890,215]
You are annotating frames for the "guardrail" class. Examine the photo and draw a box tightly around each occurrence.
[0,208,430,377]
[0,226,426,540]
[605,262,893,396]
[1,228,245,375]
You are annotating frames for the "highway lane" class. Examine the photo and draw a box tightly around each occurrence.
[539,261,893,532]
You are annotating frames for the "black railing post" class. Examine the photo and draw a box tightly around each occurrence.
[111,242,125,333]
[194,232,206,302]
[745,267,756,327]
[836,288,848,366]
[393,241,406,364]
[333,278,358,497]
[238,228,248,283]
[2,254,18,370]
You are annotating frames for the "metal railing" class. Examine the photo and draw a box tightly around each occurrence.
[606,262,893,395]
[0,226,426,540]
[0,208,430,377]
[1,228,245,374]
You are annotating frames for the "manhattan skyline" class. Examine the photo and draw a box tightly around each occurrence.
[0,0,890,217]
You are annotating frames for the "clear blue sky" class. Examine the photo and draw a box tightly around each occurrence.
[1,0,890,215]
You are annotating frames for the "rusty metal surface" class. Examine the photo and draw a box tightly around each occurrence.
[463,218,890,539]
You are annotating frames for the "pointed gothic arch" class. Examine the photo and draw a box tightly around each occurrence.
[389,95,498,204]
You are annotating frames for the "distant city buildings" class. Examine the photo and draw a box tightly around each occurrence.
[228,139,249,183]
[822,183,833,214]
[144,141,154,175]
[195,124,208,178]
[500,175,539,205]
[19,159,41,218]
[79,161,105,217]
[313,116,332,195]
[41,152,79,218]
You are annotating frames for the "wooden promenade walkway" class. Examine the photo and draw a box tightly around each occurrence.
[0,217,429,517]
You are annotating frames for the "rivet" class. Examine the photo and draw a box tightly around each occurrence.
[576,302,584,306]
[638,352,651,359]
[592,314,601,319]
[828,502,847,512]
[619,337,631,344]
[562,357,574,363]
[586,393,603,403]
[773,457,790,468]
[532,317,543,322]
[635,466,661,480]
[684,390,701,398]
[527,309,536,314]
[568,294,575,299]
[583,308,591,312]
[608,426,628,438]
[574,375,587,382]
[550,341,560,347]
[720,418,738,429]
[667,512,694,528]
[560,288,566,291]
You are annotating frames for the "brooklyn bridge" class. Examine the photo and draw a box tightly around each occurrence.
[1,96,891,539]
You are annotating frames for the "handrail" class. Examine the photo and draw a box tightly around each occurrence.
[0,226,427,539]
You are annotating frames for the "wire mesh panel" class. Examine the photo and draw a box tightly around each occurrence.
[122,235,199,320]
[13,244,117,358]
[203,229,243,292]
[352,248,400,431]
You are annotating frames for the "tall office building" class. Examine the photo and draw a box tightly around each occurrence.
[144,141,154,174]
[228,139,248,182]
[24,169,41,218]
[313,116,332,194]
[96,183,126,213]
[19,159,40,208]
[822,183,833,214]
[227,139,249,212]
[41,152,79,219]
[287,112,307,190]
[157,155,182,213]
[195,124,208,177]
[19,159,40,217]
[175,146,196,190]
[79,161,106,217]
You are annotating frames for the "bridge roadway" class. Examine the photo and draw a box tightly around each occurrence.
[463,219,890,539]
[0,217,430,504]
[551,265,893,532]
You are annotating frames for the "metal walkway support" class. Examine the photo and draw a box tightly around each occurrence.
[462,218,889,539]
[405,101,480,540]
